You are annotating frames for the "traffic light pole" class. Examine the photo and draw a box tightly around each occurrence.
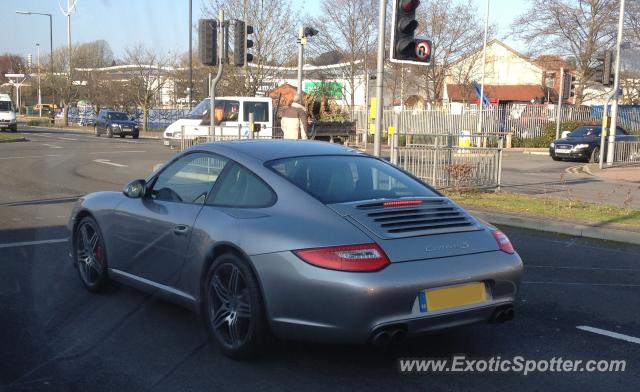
[374,0,387,157]
[555,67,564,140]
[606,0,626,166]
[209,9,225,140]
[297,27,305,95]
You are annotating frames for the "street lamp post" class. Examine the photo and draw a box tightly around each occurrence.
[606,0,626,166]
[16,11,54,107]
[37,43,42,117]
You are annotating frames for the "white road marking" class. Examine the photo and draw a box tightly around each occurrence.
[0,154,62,160]
[41,143,62,149]
[523,281,640,287]
[93,159,128,167]
[577,326,640,345]
[89,150,145,154]
[31,133,77,141]
[0,238,68,249]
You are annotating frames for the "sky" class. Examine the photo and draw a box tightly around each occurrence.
[1,0,528,62]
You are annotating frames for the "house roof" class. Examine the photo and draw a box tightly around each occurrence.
[535,55,574,72]
[446,84,546,102]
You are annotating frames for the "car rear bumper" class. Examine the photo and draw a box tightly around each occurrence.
[251,250,523,343]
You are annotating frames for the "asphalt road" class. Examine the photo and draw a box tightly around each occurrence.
[501,151,640,208]
[1,127,639,391]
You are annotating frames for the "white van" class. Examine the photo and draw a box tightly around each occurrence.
[163,96,274,147]
[0,94,18,132]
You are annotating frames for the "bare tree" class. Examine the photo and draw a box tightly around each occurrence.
[75,40,115,114]
[123,45,171,132]
[416,0,486,103]
[511,0,619,105]
[41,47,79,126]
[202,0,300,96]
[310,0,378,113]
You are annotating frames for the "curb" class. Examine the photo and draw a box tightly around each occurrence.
[0,137,28,143]
[468,209,640,246]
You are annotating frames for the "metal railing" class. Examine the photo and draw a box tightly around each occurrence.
[611,141,640,165]
[352,104,640,139]
[177,125,284,151]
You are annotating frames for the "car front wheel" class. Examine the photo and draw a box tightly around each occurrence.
[204,253,266,359]
[590,147,601,163]
[106,127,113,138]
[74,216,109,292]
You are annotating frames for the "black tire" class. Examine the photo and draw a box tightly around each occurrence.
[74,216,109,292]
[204,253,266,360]
[119,133,126,138]
[94,126,100,136]
[11,125,17,132]
[551,154,562,161]
[589,147,601,163]
[106,127,113,138]
[132,132,139,139]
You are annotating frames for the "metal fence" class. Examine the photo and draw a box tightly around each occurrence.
[395,145,502,189]
[352,104,640,139]
[612,141,640,165]
[176,125,283,151]
[67,107,190,129]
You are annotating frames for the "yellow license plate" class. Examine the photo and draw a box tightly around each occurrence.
[419,282,487,312]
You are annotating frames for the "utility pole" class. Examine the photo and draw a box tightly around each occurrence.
[374,0,387,157]
[555,67,564,140]
[476,0,490,135]
[189,0,193,110]
[606,0,626,166]
[37,43,42,117]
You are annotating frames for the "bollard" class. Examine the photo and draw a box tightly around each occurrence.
[238,123,242,140]
[249,112,255,140]
[506,132,513,149]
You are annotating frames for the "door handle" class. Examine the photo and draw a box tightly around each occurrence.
[173,225,190,235]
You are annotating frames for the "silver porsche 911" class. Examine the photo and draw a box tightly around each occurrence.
[68,140,523,359]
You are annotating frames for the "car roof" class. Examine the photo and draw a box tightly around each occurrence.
[192,140,366,162]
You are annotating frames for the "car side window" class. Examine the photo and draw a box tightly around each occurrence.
[151,153,228,204]
[210,164,275,207]
[243,101,270,122]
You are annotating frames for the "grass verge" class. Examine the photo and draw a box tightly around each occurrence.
[448,191,640,228]
[0,133,23,141]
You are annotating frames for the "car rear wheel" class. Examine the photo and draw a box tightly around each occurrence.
[590,147,600,163]
[74,217,109,292]
[204,253,266,359]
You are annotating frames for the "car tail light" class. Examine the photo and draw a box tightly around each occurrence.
[383,200,423,207]
[492,230,515,254]
[294,244,390,272]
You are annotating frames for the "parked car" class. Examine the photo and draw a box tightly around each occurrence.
[163,97,273,147]
[549,125,638,163]
[68,140,523,359]
[94,110,139,138]
[0,94,17,132]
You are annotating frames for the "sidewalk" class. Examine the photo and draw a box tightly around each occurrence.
[584,163,640,183]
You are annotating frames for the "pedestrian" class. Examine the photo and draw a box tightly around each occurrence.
[281,94,310,140]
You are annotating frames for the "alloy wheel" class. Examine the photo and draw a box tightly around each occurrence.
[209,263,252,349]
[76,221,105,287]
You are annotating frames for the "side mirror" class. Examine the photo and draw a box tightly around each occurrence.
[123,179,147,198]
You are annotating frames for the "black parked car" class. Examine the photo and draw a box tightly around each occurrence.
[94,110,139,139]
[549,125,638,163]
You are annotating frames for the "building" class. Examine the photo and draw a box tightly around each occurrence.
[444,40,573,105]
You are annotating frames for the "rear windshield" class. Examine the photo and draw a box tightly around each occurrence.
[267,156,436,204]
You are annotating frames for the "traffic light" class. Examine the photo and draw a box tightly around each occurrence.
[561,72,571,99]
[234,20,254,67]
[594,50,614,86]
[198,19,217,66]
[390,0,431,65]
